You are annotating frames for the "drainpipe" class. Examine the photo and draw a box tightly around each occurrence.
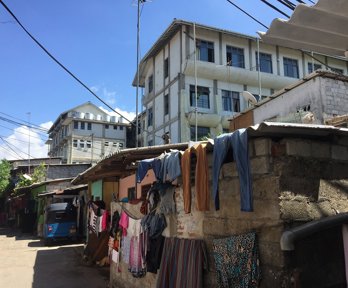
[280,213,348,251]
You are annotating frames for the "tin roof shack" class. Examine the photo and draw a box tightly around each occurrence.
[72,144,188,266]
[73,123,348,288]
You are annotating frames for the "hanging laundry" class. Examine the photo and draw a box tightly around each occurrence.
[181,143,210,213]
[156,237,208,288]
[212,129,253,211]
[158,185,176,214]
[119,211,129,236]
[121,235,131,264]
[146,235,165,274]
[136,154,164,183]
[161,150,182,182]
[212,232,260,288]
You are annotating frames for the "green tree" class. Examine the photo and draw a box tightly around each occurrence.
[0,160,11,196]
[17,163,46,188]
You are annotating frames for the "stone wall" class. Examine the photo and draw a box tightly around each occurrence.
[110,135,348,288]
[322,76,348,117]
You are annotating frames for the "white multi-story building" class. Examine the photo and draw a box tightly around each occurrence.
[47,102,129,164]
[134,19,348,145]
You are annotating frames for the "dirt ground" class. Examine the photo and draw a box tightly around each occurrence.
[0,227,109,288]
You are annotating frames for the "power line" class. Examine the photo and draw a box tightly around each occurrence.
[0,136,25,159]
[0,1,135,126]
[0,111,49,132]
[226,0,268,29]
[0,124,48,141]
[0,115,48,135]
[226,0,340,73]
[0,145,23,160]
[260,0,291,18]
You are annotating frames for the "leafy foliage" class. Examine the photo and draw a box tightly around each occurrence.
[16,163,46,188]
[0,160,11,196]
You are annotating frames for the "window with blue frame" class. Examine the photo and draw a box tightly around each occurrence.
[256,52,273,73]
[226,46,245,68]
[190,85,210,109]
[283,57,299,78]
[196,40,214,63]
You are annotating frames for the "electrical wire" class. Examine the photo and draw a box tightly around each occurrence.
[259,0,291,18]
[0,111,49,132]
[226,0,340,73]
[0,1,134,126]
[0,136,26,159]
[0,124,48,141]
[1,1,166,145]
[226,0,268,29]
[275,0,296,10]
[0,145,23,160]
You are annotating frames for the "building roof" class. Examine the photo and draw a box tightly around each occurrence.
[72,143,189,184]
[14,177,74,193]
[132,19,258,87]
[72,121,348,185]
[230,70,348,122]
[48,101,112,133]
[259,0,348,58]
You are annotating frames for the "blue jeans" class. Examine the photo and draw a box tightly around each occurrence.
[212,129,253,211]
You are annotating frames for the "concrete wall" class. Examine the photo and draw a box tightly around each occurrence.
[110,135,348,288]
[253,75,348,125]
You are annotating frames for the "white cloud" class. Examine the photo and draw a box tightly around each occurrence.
[0,123,51,160]
[90,85,118,106]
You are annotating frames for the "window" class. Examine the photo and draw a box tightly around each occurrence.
[80,122,85,130]
[104,141,109,147]
[73,139,78,147]
[331,67,344,74]
[283,57,299,78]
[164,58,169,79]
[256,52,273,73]
[119,142,124,148]
[105,124,109,129]
[226,46,245,68]
[148,140,153,146]
[120,126,124,130]
[308,63,322,74]
[148,75,153,93]
[128,187,136,201]
[147,107,153,127]
[196,40,214,63]
[86,141,91,148]
[113,125,117,130]
[222,90,240,112]
[190,85,210,109]
[87,122,92,130]
[164,94,169,115]
[73,121,78,129]
[190,126,210,141]
[79,140,84,148]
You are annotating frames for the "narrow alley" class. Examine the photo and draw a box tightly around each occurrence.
[0,228,109,288]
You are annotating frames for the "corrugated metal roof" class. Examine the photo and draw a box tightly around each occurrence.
[259,0,348,58]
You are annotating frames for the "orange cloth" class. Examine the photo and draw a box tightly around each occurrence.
[181,143,210,213]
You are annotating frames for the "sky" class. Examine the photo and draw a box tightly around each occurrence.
[0,0,314,160]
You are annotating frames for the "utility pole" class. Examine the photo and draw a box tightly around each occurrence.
[135,0,141,148]
[27,112,31,174]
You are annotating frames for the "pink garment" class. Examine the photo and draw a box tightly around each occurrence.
[119,211,129,236]
[101,210,109,231]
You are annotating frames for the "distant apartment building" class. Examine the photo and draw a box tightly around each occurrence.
[133,19,348,145]
[47,102,129,164]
